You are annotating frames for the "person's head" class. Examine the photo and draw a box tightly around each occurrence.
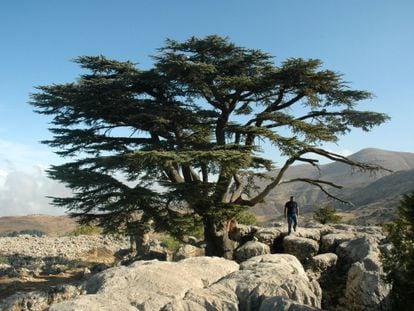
[290,196,294,201]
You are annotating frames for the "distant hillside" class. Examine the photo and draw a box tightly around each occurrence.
[0,214,77,236]
[251,148,414,224]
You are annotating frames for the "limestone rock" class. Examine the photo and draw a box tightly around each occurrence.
[162,284,239,311]
[50,257,239,310]
[173,244,204,261]
[342,252,390,311]
[259,296,322,310]
[254,227,283,246]
[336,236,377,264]
[283,235,319,263]
[49,295,137,311]
[234,240,270,262]
[320,232,357,253]
[294,228,321,241]
[310,253,338,273]
[219,254,322,310]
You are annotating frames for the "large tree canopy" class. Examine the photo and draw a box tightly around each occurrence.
[31,35,389,257]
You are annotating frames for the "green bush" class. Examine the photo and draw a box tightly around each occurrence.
[0,255,9,265]
[236,210,258,226]
[313,204,342,224]
[381,192,414,310]
[160,236,182,252]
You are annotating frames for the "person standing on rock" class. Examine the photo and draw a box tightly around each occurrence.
[284,196,299,235]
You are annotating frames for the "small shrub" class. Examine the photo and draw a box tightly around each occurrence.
[381,192,414,310]
[0,255,9,265]
[236,210,258,226]
[313,204,342,224]
[160,236,181,252]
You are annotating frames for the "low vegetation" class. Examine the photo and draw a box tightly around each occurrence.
[381,191,414,310]
[0,229,46,237]
[69,224,103,236]
[313,204,342,224]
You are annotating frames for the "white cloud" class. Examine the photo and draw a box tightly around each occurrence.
[0,166,71,216]
[0,139,70,216]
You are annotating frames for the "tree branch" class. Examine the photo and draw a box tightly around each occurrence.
[280,178,352,205]
[236,157,296,206]
[229,174,244,203]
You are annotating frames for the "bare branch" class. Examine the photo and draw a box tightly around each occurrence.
[305,147,392,172]
[296,157,320,168]
[281,178,352,205]
[236,157,296,206]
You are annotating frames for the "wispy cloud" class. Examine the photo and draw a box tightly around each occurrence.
[0,167,71,216]
[0,139,70,216]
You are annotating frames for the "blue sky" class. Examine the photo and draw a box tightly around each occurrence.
[0,0,413,215]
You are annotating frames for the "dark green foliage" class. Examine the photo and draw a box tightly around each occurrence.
[235,210,258,226]
[382,192,414,310]
[313,204,342,224]
[30,35,389,257]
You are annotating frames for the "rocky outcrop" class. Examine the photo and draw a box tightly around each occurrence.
[234,240,270,262]
[49,255,322,311]
[220,254,322,310]
[336,237,391,310]
[0,223,391,311]
[49,257,239,311]
[283,236,319,263]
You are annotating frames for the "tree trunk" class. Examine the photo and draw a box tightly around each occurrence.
[204,216,236,259]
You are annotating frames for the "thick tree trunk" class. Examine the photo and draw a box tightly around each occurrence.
[204,216,236,259]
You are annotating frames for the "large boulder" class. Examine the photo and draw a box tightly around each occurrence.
[336,236,377,264]
[234,240,270,263]
[294,228,321,242]
[218,254,322,310]
[253,227,283,246]
[283,236,319,263]
[173,244,205,261]
[49,257,239,310]
[309,253,338,274]
[341,249,391,310]
[320,232,358,253]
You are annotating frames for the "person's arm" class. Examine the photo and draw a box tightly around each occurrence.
[296,205,299,216]
[284,205,287,218]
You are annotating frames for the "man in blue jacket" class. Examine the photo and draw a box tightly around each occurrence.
[284,196,299,235]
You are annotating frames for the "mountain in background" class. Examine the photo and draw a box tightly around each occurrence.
[1,149,413,234]
[251,148,414,225]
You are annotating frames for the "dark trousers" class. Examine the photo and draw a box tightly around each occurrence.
[287,214,298,234]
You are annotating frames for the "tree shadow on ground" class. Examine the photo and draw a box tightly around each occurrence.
[0,253,115,301]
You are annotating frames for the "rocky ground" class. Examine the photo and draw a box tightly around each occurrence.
[0,223,392,311]
[0,235,130,303]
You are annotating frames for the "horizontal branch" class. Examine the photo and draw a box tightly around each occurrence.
[280,177,352,205]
